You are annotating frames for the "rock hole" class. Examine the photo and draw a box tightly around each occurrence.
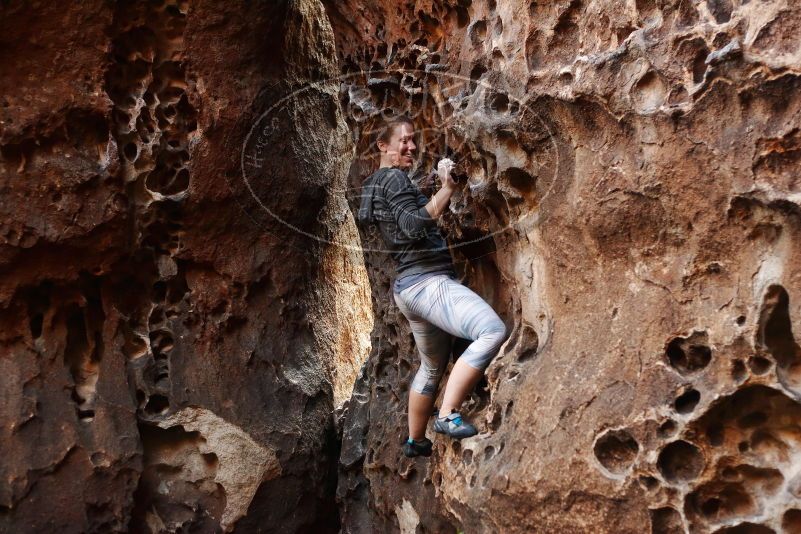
[62,296,103,422]
[657,440,704,483]
[173,168,190,192]
[488,92,509,113]
[731,359,747,381]
[721,467,740,481]
[650,507,684,534]
[484,446,496,461]
[711,523,774,534]
[756,285,801,393]
[486,404,503,431]
[706,0,732,24]
[501,167,536,197]
[454,5,470,28]
[124,331,148,360]
[24,284,51,339]
[640,475,660,491]
[469,64,488,94]
[736,315,746,326]
[123,142,138,161]
[469,20,487,46]
[593,429,639,474]
[29,312,44,339]
[463,449,473,465]
[631,70,667,113]
[701,497,721,516]
[692,49,708,84]
[152,281,167,302]
[675,389,701,414]
[525,31,543,71]
[616,25,637,44]
[515,320,539,362]
[114,109,130,126]
[666,331,712,375]
[782,509,801,533]
[149,306,165,328]
[493,17,503,37]
[658,419,678,438]
[144,394,169,415]
[747,356,771,375]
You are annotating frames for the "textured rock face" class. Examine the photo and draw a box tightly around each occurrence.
[1,1,369,532]
[328,1,801,533]
[3,0,801,533]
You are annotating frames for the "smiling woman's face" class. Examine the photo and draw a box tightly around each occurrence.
[378,123,416,169]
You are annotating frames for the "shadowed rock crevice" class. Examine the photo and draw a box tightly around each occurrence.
[1,0,357,532]
[757,285,801,397]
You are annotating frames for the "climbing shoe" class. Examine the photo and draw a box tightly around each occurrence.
[434,410,478,439]
[402,436,433,458]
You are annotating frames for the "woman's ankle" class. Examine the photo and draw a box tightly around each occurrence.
[438,406,457,418]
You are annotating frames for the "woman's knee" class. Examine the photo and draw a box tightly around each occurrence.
[463,322,508,371]
[411,362,445,396]
[483,320,508,348]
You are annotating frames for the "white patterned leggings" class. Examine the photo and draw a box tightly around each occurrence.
[393,274,508,397]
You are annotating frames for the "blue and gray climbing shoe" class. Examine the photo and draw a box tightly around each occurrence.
[434,410,477,439]
[402,436,433,457]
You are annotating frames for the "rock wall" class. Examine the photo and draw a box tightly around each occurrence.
[3,0,801,532]
[0,1,369,532]
[329,1,801,533]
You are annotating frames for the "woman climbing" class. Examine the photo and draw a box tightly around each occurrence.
[358,115,509,458]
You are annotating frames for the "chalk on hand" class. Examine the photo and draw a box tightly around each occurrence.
[437,158,455,172]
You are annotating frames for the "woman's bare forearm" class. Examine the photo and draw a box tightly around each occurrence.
[424,185,456,219]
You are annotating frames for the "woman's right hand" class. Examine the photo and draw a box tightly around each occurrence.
[437,158,457,191]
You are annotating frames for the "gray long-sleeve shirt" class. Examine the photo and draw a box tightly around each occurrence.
[358,167,455,290]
